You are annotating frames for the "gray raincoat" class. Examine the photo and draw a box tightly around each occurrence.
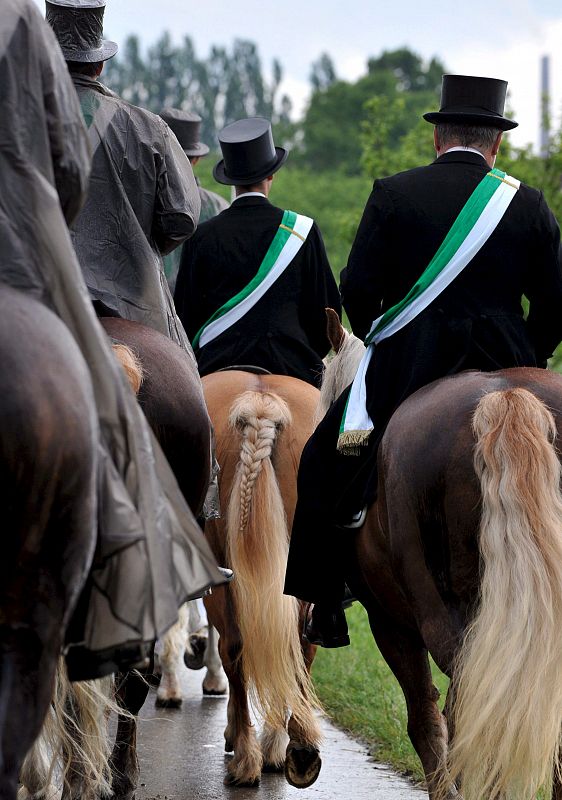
[164,181,229,293]
[69,74,200,351]
[0,0,222,681]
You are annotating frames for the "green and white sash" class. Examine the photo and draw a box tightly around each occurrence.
[192,210,314,350]
[338,167,521,454]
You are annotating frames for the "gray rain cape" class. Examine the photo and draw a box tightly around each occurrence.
[69,74,201,351]
[1,0,223,681]
[164,180,230,293]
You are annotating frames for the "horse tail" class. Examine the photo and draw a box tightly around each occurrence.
[21,660,119,799]
[226,390,321,742]
[447,387,562,800]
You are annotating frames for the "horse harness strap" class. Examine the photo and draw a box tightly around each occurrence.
[192,210,314,350]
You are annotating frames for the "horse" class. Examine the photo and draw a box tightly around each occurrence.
[321,309,562,800]
[20,318,215,800]
[202,370,323,788]
[102,320,228,707]
[0,287,97,800]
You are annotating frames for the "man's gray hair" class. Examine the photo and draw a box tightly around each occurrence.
[436,123,502,150]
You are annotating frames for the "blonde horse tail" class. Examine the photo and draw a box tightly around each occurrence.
[447,387,562,800]
[226,390,321,743]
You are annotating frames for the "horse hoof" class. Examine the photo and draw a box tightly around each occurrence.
[154,695,183,709]
[223,773,260,787]
[285,742,322,789]
[184,634,207,670]
[203,685,228,696]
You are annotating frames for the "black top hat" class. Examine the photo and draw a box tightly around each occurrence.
[213,118,288,186]
[159,109,210,158]
[424,74,518,131]
[46,0,118,63]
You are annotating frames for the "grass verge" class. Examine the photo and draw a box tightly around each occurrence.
[312,603,449,782]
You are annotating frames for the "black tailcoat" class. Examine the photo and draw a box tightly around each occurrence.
[174,195,341,387]
[285,150,562,605]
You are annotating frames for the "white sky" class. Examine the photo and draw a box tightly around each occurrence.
[37,0,562,149]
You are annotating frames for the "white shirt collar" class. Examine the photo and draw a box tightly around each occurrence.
[443,146,487,159]
[232,191,267,202]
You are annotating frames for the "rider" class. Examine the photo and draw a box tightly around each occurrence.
[174,117,341,387]
[285,74,562,648]
[1,0,222,680]
[159,109,229,293]
[46,0,200,352]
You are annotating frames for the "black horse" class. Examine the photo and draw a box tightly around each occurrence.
[0,287,97,800]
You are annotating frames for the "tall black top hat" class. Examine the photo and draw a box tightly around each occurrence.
[213,118,288,186]
[424,74,518,131]
[46,0,118,63]
[159,109,210,158]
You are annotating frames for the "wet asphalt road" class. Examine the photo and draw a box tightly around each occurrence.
[135,669,425,800]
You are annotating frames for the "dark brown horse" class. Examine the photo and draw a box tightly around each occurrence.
[203,371,322,789]
[0,287,97,800]
[99,318,213,800]
[322,315,562,800]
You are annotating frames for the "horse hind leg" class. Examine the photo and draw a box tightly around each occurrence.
[285,635,322,789]
[201,624,227,696]
[260,724,289,773]
[110,668,151,800]
[155,604,189,708]
[368,608,453,800]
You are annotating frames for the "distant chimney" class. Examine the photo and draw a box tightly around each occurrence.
[540,55,551,157]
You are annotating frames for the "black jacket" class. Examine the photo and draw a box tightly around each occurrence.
[340,151,562,434]
[174,195,341,386]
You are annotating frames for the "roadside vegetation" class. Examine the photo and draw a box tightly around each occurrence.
[312,603,449,782]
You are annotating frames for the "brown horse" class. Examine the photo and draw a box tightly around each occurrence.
[202,371,323,788]
[0,287,97,800]
[24,319,215,800]
[101,318,213,800]
[322,313,562,800]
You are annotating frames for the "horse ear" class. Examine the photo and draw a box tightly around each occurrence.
[325,308,345,354]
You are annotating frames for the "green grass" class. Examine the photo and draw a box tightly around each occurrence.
[312,603,449,783]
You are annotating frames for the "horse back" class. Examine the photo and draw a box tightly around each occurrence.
[100,317,212,515]
[372,367,562,664]
[0,287,97,626]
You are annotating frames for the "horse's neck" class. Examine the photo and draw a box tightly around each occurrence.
[316,331,366,423]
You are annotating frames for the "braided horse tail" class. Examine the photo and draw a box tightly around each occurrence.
[226,390,320,741]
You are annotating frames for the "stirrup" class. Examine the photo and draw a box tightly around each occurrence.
[339,506,368,530]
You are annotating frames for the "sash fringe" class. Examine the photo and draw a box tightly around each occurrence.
[337,429,373,456]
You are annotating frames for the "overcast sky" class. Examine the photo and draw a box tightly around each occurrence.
[37,0,562,150]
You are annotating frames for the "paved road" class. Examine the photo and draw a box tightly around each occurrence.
[135,670,425,800]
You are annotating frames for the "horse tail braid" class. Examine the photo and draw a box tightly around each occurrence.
[226,390,321,742]
[446,388,562,800]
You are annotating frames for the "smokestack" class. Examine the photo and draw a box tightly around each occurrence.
[540,54,550,157]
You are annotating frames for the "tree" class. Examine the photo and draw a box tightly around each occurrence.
[310,53,337,92]
[103,35,286,147]
[300,48,445,174]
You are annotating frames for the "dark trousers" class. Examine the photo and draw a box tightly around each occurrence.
[284,388,380,605]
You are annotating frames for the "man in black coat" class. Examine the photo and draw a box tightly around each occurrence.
[285,74,562,647]
[174,117,341,387]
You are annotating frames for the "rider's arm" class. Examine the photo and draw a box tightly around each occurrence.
[340,179,391,341]
[525,192,562,365]
[299,223,342,358]
[152,123,201,256]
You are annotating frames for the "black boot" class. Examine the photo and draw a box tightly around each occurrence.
[304,603,350,648]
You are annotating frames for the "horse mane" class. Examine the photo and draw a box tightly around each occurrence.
[112,342,144,395]
[316,328,366,424]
